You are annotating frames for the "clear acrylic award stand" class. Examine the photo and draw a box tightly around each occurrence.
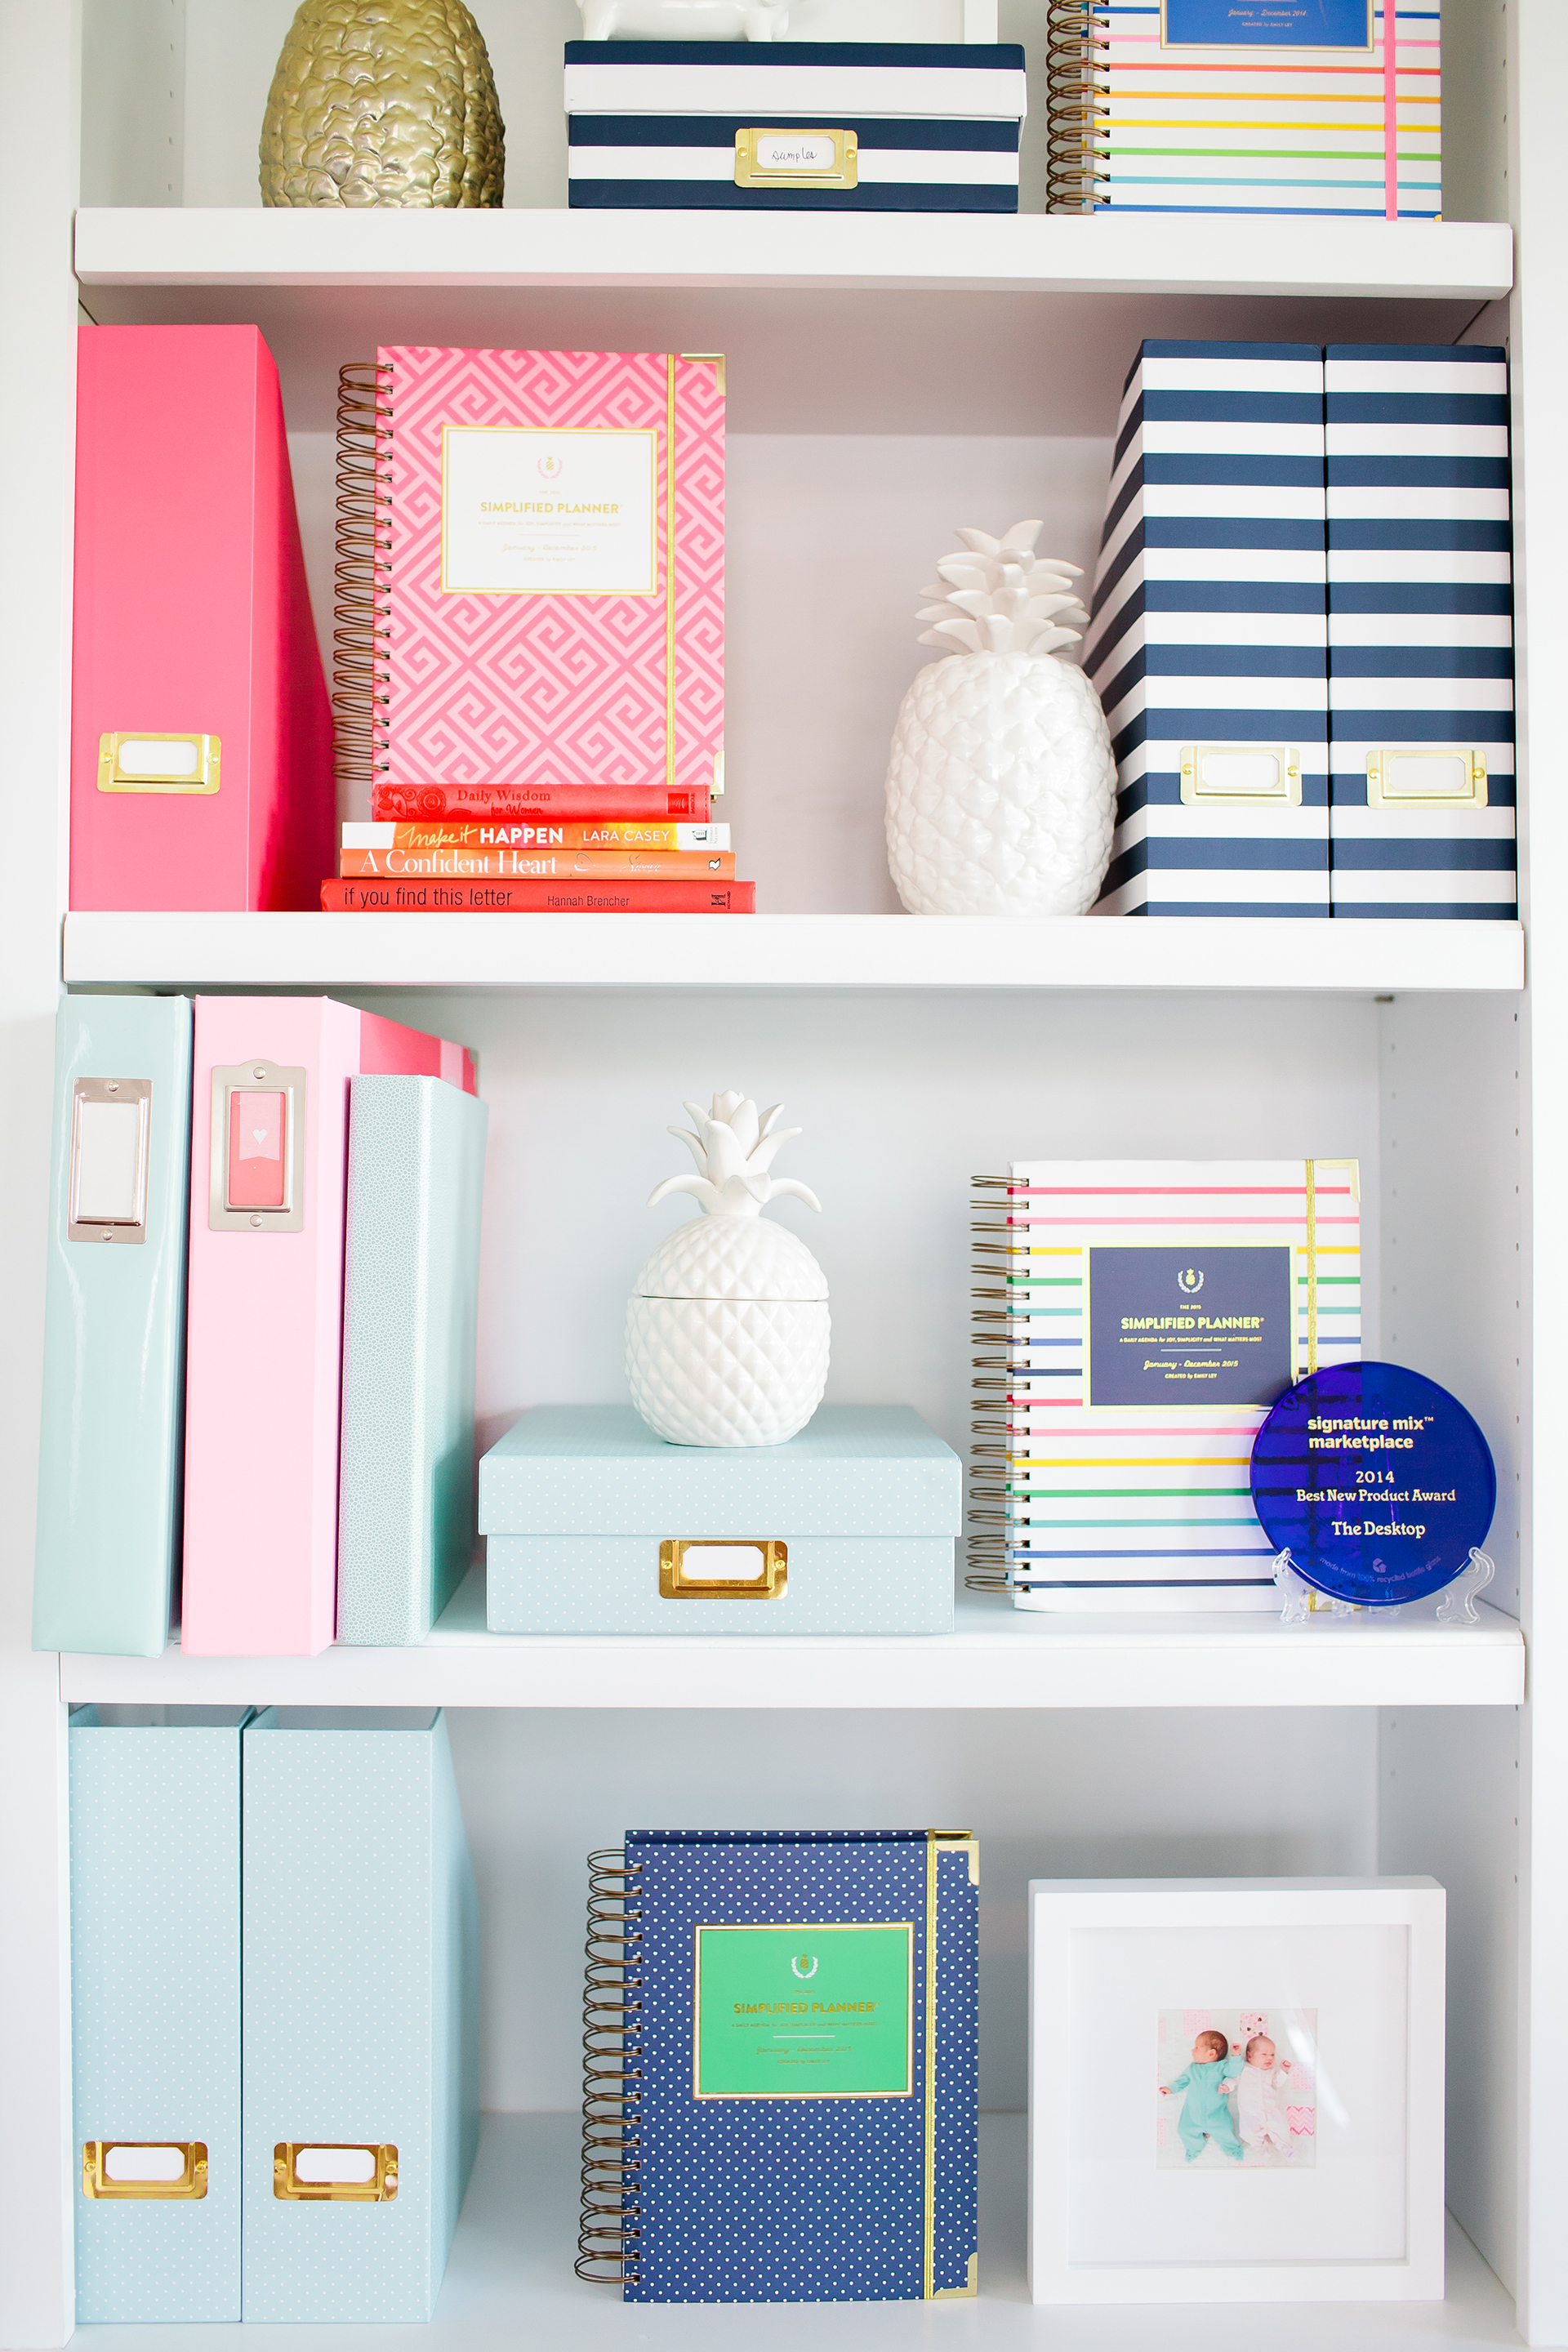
[1272,1548,1496,1627]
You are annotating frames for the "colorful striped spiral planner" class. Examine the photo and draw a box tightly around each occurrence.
[969,1160,1361,1611]
[1325,344,1516,919]
[1045,2,1440,217]
[1085,341,1330,917]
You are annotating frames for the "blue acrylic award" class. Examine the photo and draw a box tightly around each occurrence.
[1250,1361,1496,1612]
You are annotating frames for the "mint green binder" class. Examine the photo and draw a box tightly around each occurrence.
[33,996,192,1655]
[336,1075,488,1645]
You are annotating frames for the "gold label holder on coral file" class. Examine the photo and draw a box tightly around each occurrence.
[98,731,220,794]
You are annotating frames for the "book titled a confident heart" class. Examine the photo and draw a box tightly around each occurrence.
[345,347,724,806]
[322,878,754,914]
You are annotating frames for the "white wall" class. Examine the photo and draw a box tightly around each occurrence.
[289,429,1113,899]
[450,1703,1381,2114]
[349,985,1383,1468]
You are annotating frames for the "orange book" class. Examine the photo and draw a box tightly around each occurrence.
[340,848,735,881]
[322,876,755,915]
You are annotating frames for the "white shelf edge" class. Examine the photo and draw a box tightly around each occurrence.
[67,2113,1518,2351]
[57,1585,1526,1711]
[72,207,1514,303]
[60,911,1526,993]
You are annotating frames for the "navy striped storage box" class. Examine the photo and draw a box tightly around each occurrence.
[1085,341,1330,917]
[1325,345,1517,920]
[564,42,1026,211]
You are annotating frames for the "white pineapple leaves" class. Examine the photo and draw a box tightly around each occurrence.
[648,1089,823,1220]
[915,519,1089,659]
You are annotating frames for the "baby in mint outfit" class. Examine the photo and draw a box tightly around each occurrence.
[1161,2028,1245,2161]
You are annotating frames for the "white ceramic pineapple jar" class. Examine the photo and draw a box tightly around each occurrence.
[884,520,1116,916]
[626,1091,830,1447]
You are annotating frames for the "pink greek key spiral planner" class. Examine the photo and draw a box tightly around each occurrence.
[336,346,725,817]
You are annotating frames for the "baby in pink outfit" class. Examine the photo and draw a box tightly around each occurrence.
[1228,2031,1296,2158]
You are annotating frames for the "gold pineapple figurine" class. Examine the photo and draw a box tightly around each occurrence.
[260,0,505,207]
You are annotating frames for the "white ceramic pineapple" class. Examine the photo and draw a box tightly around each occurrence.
[626,1091,830,1448]
[884,520,1117,916]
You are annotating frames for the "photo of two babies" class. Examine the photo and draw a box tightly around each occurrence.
[1156,2007,1318,2170]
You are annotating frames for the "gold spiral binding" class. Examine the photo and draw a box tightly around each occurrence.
[969,1174,1023,1596]
[1045,2,1110,214]
[334,362,393,810]
[577,1848,644,2287]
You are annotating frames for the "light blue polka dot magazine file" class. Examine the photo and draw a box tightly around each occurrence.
[240,1708,479,2323]
[336,1075,489,1645]
[69,1704,249,2323]
[580,1829,979,2304]
[33,995,192,1656]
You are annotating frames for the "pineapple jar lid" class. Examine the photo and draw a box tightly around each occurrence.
[632,1091,829,1303]
[635,1216,828,1303]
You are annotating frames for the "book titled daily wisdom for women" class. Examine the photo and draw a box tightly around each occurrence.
[579,1830,978,2304]
[969,1160,1361,1610]
[339,348,724,819]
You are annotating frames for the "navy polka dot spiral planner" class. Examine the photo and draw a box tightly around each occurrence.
[578,1828,979,2304]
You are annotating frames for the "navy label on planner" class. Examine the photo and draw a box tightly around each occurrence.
[1086,1245,1294,1408]
[1163,0,1373,48]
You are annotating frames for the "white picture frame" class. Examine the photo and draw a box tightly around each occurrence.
[1027,1878,1446,2303]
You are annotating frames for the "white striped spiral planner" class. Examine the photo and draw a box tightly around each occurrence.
[970,1160,1361,1611]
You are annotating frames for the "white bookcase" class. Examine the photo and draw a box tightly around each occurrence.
[1,1,1562,2344]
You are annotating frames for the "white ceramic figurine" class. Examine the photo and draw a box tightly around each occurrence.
[577,0,791,36]
[884,520,1117,917]
[626,1091,829,1447]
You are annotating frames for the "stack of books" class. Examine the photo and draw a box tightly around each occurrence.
[323,345,754,916]
[329,814,743,915]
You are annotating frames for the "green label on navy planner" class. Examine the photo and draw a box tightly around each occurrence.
[1086,1245,1294,1408]
[694,1923,913,2099]
[1163,0,1372,47]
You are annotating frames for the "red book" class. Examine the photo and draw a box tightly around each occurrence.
[321,876,755,914]
[370,782,712,823]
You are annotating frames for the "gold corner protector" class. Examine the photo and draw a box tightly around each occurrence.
[931,1829,980,1886]
[932,2252,979,2300]
[679,350,727,397]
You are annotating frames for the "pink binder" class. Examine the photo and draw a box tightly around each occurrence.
[181,996,476,1657]
[71,323,333,911]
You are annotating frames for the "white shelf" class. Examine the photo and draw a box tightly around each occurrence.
[72,2112,1517,2351]
[60,911,1526,994]
[72,208,1514,434]
[57,1572,1526,1712]
[74,207,1512,301]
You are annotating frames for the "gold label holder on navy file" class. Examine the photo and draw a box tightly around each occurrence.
[1366,746,1489,808]
[274,2143,399,2202]
[734,128,858,189]
[659,1539,786,1599]
[69,1076,152,1244]
[82,2141,207,2199]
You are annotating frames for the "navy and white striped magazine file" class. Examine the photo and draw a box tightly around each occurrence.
[1325,344,1516,918]
[579,1829,979,2303]
[1085,341,1330,916]
[565,43,1027,212]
